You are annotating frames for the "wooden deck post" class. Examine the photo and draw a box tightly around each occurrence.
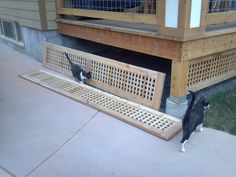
[170,61,189,98]
[166,60,189,118]
[56,0,63,19]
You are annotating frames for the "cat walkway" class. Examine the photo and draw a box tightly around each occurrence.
[20,70,181,140]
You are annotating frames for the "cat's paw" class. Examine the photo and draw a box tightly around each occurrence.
[196,124,203,132]
[180,147,186,153]
[180,144,186,152]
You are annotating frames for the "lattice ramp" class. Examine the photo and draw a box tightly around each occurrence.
[187,50,236,91]
[43,43,165,110]
[20,70,181,140]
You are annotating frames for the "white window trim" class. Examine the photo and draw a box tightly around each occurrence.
[0,18,24,47]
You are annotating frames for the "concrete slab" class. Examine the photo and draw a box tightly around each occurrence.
[28,113,236,177]
[0,168,14,177]
[0,81,98,177]
[0,43,42,86]
[0,42,98,176]
[1,42,236,177]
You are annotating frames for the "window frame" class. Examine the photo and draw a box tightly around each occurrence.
[0,18,24,46]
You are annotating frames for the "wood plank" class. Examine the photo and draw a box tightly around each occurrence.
[57,21,182,60]
[43,42,166,110]
[20,70,181,140]
[182,32,236,60]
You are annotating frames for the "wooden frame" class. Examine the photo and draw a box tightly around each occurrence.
[56,0,159,25]
[43,42,166,110]
[56,0,236,40]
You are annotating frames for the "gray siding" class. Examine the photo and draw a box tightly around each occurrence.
[0,0,57,30]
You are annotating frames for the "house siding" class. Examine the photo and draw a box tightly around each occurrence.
[0,0,56,30]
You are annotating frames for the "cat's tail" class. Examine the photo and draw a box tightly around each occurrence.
[183,90,196,122]
[64,53,73,66]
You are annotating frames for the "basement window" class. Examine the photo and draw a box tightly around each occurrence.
[0,18,23,46]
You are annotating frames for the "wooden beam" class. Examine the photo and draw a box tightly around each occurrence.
[57,21,182,61]
[182,32,236,60]
[170,61,189,98]
[55,0,63,19]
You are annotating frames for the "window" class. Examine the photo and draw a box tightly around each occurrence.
[0,18,23,45]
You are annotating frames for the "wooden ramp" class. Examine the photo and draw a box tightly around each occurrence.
[20,70,181,140]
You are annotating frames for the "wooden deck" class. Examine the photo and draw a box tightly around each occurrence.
[56,0,236,99]
[57,18,236,60]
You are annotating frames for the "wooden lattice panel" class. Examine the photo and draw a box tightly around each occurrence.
[20,70,181,140]
[43,43,165,110]
[187,50,236,91]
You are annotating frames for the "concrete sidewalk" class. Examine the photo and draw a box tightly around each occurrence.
[0,42,236,177]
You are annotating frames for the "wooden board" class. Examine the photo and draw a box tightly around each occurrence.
[20,70,181,140]
[43,42,166,110]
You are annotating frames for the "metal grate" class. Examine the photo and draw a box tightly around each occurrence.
[187,50,236,90]
[20,70,181,140]
[44,43,165,110]
[63,0,157,14]
[209,0,236,13]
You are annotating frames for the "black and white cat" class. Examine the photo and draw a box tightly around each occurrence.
[64,53,91,83]
[180,90,210,152]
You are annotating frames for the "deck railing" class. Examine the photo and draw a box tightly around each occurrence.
[56,0,236,38]
[57,0,159,25]
[63,0,156,14]
[207,0,236,25]
[208,0,236,13]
